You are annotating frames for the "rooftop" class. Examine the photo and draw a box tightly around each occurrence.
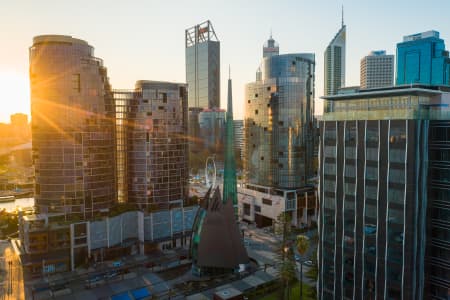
[403,30,439,42]
[33,35,89,46]
[368,50,387,56]
[321,85,450,121]
[322,84,450,101]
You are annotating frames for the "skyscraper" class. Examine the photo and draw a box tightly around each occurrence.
[114,81,189,210]
[360,50,394,89]
[240,36,317,228]
[245,36,315,188]
[30,35,116,216]
[185,20,221,158]
[318,85,450,299]
[185,20,220,109]
[324,17,346,95]
[396,30,450,86]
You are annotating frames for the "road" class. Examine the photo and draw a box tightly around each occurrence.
[0,241,24,300]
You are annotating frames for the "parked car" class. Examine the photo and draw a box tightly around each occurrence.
[85,275,103,289]
[104,271,118,279]
[302,260,313,266]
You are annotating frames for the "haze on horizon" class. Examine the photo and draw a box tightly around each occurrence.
[0,0,449,123]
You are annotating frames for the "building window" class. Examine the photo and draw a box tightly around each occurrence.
[243,203,251,216]
[262,198,272,206]
[72,74,80,92]
[254,205,261,213]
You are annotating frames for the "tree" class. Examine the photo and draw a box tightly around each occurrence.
[305,258,318,299]
[296,235,310,300]
[275,212,297,300]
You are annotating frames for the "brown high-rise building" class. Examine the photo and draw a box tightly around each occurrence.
[30,35,116,216]
[115,81,189,210]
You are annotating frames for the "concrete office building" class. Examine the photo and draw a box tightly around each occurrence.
[29,35,116,216]
[360,50,394,89]
[396,30,450,86]
[318,85,450,299]
[240,36,317,228]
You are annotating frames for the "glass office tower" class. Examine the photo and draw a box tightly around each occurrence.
[185,20,221,157]
[185,20,220,109]
[244,36,315,189]
[396,30,450,86]
[30,35,116,216]
[318,85,450,299]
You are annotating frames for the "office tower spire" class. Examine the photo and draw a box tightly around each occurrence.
[223,71,237,209]
[341,5,344,27]
[263,34,279,58]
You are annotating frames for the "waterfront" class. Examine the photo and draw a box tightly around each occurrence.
[0,198,34,213]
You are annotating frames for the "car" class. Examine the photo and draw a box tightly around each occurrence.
[302,260,313,266]
[112,260,122,268]
[85,275,102,289]
[104,271,119,279]
[294,254,301,262]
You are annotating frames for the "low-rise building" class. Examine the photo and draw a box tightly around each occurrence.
[238,183,317,228]
[18,206,198,276]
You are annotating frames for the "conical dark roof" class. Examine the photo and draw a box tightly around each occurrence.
[191,186,248,270]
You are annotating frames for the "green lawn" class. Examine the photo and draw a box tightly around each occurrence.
[257,282,316,300]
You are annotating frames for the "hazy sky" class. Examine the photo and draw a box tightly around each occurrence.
[1,0,450,123]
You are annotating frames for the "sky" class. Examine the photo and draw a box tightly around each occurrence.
[1,0,450,123]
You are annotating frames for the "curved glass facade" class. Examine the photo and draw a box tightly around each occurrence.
[30,35,116,216]
[244,53,315,189]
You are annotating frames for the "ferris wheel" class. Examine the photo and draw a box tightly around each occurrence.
[205,156,217,188]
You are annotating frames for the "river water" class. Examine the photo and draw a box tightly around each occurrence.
[0,198,34,212]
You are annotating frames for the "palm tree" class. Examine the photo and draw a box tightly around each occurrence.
[296,235,310,300]
[275,212,296,300]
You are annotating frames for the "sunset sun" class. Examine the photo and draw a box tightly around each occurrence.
[0,71,30,123]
